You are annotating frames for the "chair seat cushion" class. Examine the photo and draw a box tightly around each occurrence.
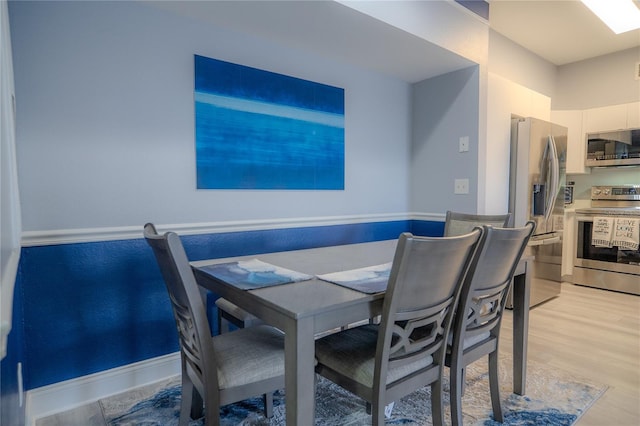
[447,331,491,351]
[215,298,259,321]
[315,324,433,388]
[462,331,491,349]
[212,325,285,389]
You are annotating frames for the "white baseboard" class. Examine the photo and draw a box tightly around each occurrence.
[25,352,181,426]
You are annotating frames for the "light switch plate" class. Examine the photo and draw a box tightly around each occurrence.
[459,136,469,152]
[454,178,469,194]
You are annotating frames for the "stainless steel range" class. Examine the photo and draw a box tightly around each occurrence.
[574,185,640,295]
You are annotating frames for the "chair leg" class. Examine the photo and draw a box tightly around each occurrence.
[219,315,230,334]
[190,387,204,421]
[263,392,274,418]
[430,378,445,426]
[372,400,386,426]
[450,365,464,426]
[489,351,504,422]
[459,367,467,396]
[313,374,318,422]
[179,375,195,426]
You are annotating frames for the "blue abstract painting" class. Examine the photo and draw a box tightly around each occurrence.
[194,55,345,189]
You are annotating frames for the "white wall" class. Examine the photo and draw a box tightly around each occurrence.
[488,30,557,98]
[555,48,640,199]
[484,29,556,215]
[339,0,489,65]
[10,0,412,232]
[410,66,480,214]
[343,1,494,217]
[555,47,640,110]
[488,28,640,208]
[484,73,551,215]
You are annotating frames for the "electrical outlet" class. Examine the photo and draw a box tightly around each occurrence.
[459,136,469,152]
[454,179,469,194]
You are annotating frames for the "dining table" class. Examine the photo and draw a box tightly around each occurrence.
[191,239,533,425]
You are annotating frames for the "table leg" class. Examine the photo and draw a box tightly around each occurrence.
[284,317,316,425]
[512,259,531,395]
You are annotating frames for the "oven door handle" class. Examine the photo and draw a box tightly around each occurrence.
[528,235,561,246]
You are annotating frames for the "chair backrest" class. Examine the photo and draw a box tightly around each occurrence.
[443,211,511,237]
[452,221,535,346]
[143,223,215,392]
[374,229,483,386]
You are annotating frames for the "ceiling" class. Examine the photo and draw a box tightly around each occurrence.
[147,0,475,82]
[147,0,640,82]
[489,0,640,66]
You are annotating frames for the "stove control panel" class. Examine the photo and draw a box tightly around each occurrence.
[591,185,640,201]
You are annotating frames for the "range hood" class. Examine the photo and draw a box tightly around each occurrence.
[586,128,640,167]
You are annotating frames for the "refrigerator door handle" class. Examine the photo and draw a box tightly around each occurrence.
[544,135,560,224]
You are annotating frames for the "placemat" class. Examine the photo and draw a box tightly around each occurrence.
[317,262,392,294]
[197,259,312,290]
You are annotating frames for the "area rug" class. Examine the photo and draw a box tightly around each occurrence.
[102,355,606,425]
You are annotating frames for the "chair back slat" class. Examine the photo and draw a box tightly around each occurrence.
[377,230,484,383]
[388,297,454,369]
[143,223,217,391]
[169,292,205,376]
[464,282,509,337]
[444,211,511,237]
[453,221,535,348]
[144,223,286,424]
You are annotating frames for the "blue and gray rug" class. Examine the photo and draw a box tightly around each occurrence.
[102,356,606,425]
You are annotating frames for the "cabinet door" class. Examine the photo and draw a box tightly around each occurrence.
[551,110,588,174]
[562,210,576,278]
[583,104,627,133]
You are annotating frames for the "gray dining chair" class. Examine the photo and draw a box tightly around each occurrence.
[314,230,484,426]
[443,210,511,237]
[143,223,285,426]
[446,221,535,426]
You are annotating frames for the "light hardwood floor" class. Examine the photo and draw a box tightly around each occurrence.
[500,282,640,426]
[37,282,640,425]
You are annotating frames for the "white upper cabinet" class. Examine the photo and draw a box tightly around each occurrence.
[551,110,588,175]
[583,104,628,133]
[627,102,640,128]
[582,102,639,133]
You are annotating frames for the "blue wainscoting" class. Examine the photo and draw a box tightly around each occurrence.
[14,219,443,391]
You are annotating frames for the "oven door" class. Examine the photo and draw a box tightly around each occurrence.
[574,214,640,295]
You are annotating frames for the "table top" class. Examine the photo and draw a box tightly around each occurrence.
[192,239,533,322]
[192,239,397,320]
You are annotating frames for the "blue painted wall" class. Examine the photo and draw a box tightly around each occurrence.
[17,220,442,390]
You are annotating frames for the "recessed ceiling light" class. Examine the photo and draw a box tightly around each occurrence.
[581,0,640,34]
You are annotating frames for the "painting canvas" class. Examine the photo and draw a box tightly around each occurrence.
[194,55,345,189]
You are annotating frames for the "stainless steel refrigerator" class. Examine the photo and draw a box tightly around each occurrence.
[508,117,567,308]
